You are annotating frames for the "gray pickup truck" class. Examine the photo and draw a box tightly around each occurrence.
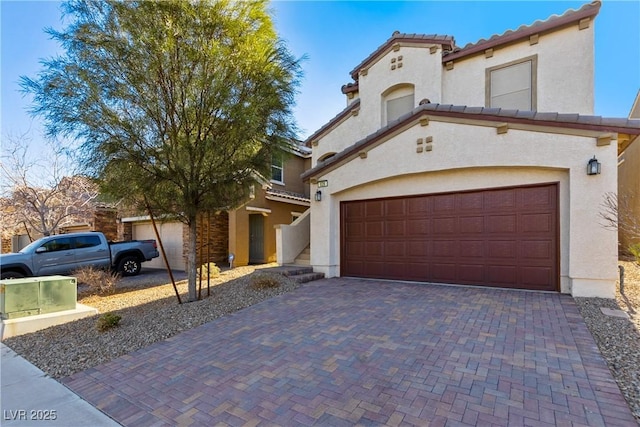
[0,232,160,279]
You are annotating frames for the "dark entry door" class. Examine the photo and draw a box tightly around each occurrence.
[249,214,264,264]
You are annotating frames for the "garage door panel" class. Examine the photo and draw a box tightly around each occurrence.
[459,264,485,282]
[133,222,184,270]
[488,241,517,259]
[520,240,552,259]
[432,263,457,281]
[366,222,384,236]
[385,241,406,257]
[458,192,484,211]
[520,186,554,209]
[487,215,516,233]
[433,240,457,257]
[387,262,409,278]
[345,203,364,218]
[385,199,406,217]
[345,222,364,238]
[403,263,430,280]
[366,201,384,217]
[341,183,558,291]
[433,217,456,234]
[407,197,431,215]
[459,240,484,258]
[521,267,553,288]
[366,261,386,277]
[364,242,382,256]
[434,194,456,212]
[407,219,430,235]
[344,260,365,276]
[486,189,516,210]
[386,220,406,236]
[460,216,484,234]
[407,242,429,257]
[346,241,364,257]
[488,265,518,284]
[520,213,553,233]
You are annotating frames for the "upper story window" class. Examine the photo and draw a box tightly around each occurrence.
[271,154,284,184]
[486,55,537,110]
[382,84,415,126]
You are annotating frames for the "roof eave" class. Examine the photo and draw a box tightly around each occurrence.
[443,1,601,64]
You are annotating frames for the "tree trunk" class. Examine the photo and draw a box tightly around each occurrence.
[187,216,198,302]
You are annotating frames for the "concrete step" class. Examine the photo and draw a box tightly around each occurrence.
[291,272,325,284]
[263,264,324,283]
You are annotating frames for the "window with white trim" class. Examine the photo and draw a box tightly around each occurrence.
[382,84,415,126]
[271,155,284,183]
[486,56,537,110]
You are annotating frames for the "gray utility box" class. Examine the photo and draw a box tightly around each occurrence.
[0,276,77,319]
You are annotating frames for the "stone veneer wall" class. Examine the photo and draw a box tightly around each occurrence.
[118,221,133,242]
[182,211,229,266]
[93,208,118,241]
[1,237,12,254]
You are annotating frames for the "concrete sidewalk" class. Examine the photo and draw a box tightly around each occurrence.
[1,343,120,427]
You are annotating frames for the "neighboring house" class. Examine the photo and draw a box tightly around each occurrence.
[121,143,311,270]
[288,1,640,298]
[229,144,311,266]
[618,90,640,252]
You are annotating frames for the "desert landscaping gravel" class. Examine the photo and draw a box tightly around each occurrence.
[4,261,640,421]
[3,264,299,379]
[575,259,640,421]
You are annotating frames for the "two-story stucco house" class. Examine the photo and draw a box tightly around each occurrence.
[293,1,640,298]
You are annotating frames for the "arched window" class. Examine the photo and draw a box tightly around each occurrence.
[318,152,337,162]
[382,84,415,126]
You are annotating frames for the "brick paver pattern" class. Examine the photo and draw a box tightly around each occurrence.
[62,279,637,426]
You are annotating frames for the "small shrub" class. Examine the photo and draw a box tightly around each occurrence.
[197,262,221,279]
[97,312,121,332]
[629,243,640,265]
[72,266,120,295]
[250,273,281,290]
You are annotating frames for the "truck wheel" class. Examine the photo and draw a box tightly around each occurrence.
[1,271,25,280]
[118,256,141,276]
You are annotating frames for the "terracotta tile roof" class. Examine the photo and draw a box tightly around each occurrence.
[349,33,455,80]
[301,102,640,181]
[303,99,361,147]
[265,188,310,203]
[442,1,601,63]
[337,2,601,93]
[341,82,359,95]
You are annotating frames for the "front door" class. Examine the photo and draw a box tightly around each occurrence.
[249,215,264,264]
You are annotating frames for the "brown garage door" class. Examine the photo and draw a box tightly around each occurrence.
[341,183,558,291]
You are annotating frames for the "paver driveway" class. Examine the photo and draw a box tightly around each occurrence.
[62,278,636,426]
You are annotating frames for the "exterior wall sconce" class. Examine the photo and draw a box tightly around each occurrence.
[587,156,601,175]
[315,190,322,202]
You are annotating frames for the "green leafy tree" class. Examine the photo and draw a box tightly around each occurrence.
[22,0,302,301]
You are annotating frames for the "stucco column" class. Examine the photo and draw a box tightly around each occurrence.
[310,187,339,277]
[568,144,618,297]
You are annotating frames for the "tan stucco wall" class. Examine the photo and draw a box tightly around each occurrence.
[271,153,309,197]
[442,24,595,114]
[618,139,640,251]
[315,23,595,165]
[358,45,444,132]
[229,188,308,266]
[310,119,619,298]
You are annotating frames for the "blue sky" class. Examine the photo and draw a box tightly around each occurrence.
[1,1,639,146]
